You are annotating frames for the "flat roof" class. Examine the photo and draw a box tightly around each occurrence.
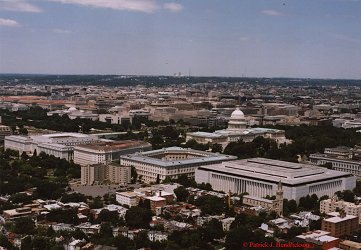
[120,147,237,168]
[75,140,151,151]
[325,215,357,223]
[197,158,354,186]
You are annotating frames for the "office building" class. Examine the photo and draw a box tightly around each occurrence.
[74,140,151,166]
[320,197,361,224]
[5,132,98,160]
[195,158,356,202]
[81,163,130,185]
[322,211,358,238]
[120,147,237,183]
[310,146,361,177]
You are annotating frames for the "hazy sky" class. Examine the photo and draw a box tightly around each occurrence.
[0,0,361,79]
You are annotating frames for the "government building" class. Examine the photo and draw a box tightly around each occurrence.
[119,147,237,183]
[195,158,356,202]
[310,146,361,177]
[186,107,288,148]
[74,140,151,166]
[4,133,99,160]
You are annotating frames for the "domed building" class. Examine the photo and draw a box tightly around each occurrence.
[227,107,247,131]
[186,107,287,149]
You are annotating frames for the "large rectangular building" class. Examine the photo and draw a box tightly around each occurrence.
[195,158,356,202]
[5,133,99,160]
[74,140,151,166]
[120,147,237,183]
[81,163,131,185]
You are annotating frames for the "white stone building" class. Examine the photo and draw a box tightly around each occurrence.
[195,158,356,202]
[74,140,151,166]
[120,147,237,183]
[4,132,98,160]
[186,107,288,148]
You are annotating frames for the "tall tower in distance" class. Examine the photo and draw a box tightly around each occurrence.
[274,180,284,216]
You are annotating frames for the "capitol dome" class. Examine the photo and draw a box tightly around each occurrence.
[227,107,247,131]
[230,107,244,119]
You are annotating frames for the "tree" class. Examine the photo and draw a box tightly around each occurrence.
[134,230,151,249]
[131,166,138,184]
[21,151,29,160]
[174,186,189,202]
[60,192,87,203]
[19,127,28,135]
[13,217,35,235]
[125,207,152,229]
[89,196,104,209]
[194,195,225,215]
[99,222,113,238]
[211,143,223,153]
[202,219,224,242]
[98,209,120,225]
[0,234,14,250]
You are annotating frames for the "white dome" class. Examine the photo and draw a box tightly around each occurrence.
[68,107,77,112]
[230,108,244,119]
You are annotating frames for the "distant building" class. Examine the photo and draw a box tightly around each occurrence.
[120,147,237,183]
[321,211,358,238]
[0,124,11,140]
[320,196,361,224]
[47,107,98,121]
[196,158,356,202]
[186,107,288,148]
[74,140,151,166]
[310,146,361,177]
[81,163,130,185]
[5,132,98,160]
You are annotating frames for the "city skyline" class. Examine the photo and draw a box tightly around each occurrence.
[1,0,361,79]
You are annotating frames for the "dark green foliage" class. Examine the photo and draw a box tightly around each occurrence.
[131,166,138,184]
[183,139,209,151]
[125,207,152,229]
[0,234,14,250]
[9,193,32,204]
[47,209,79,224]
[298,194,319,210]
[202,219,224,242]
[336,190,355,202]
[134,230,151,249]
[13,217,35,235]
[60,192,87,203]
[211,143,223,153]
[89,196,104,209]
[174,186,189,202]
[194,195,225,215]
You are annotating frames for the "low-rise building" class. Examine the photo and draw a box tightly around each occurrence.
[116,192,139,207]
[339,240,361,250]
[295,230,340,250]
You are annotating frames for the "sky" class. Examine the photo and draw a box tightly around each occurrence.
[0,0,361,79]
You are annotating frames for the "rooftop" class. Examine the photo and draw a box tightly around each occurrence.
[197,158,353,186]
[120,147,237,168]
[75,140,151,151]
